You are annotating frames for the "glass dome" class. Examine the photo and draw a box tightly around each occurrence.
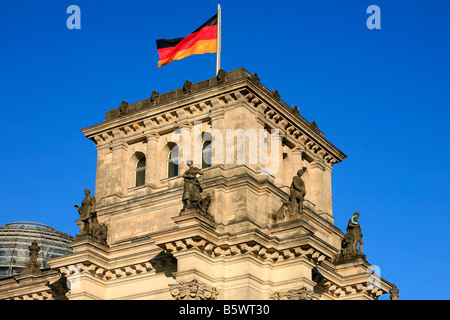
[0,222,74,279]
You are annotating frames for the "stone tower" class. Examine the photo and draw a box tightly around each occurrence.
[0,68,395,300]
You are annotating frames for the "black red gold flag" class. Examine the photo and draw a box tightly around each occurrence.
[156,14,218,68]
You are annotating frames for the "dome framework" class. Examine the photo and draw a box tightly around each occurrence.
[0,222,74,279]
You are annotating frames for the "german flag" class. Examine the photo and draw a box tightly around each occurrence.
[156,14,218,68]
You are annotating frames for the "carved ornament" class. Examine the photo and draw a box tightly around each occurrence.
[169,280,218,300]
[270,287,320,300]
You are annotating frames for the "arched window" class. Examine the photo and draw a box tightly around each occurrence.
[202,140,212,169]
[167,145,179,178]
[135,157,146,187]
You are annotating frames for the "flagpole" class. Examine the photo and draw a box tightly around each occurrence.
[216,4,222,75]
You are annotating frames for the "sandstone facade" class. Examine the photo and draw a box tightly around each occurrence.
[0,68,394,300]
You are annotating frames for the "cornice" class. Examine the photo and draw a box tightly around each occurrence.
[80,68,346,166]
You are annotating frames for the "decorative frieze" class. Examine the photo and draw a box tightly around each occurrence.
[6,290,53,301]
[56,257,175,282]
[160,236,328,265]
[320,279,384,299]
[169,279,218,300]
[270,287,320,300]
[0,271,66,300]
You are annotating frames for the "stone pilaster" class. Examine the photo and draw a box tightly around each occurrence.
[209,100,226,168]
[308,159,325,213]
[322,164,334,221]
[255,112,266,174]
[110,139,128,196]
[273,131,285,186]
[292,145,305,171]
[307,159,333,221]
[177,121,193,174]
[145,131,160,188]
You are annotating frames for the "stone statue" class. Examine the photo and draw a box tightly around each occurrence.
[119,101,128,115]
[74,189,108,246]
[151,90,160,104]
[310,121,324,136]
[183,80,192,94]
[289,169,306,215]
[216,69,226,84]
[91,215,109,246]
[21,240,41,275]
[341,212,364,256]
[272,90,281,101]
[182,161,204,209]
[389,283,399,300]
[251,73,260,83]
[75,189,96,237]
[275,201,291,221]
[273,169,306,223]
[181,161,212,218]
[332,212,366,264]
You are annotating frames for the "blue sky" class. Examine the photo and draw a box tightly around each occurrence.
[0,0,449,300]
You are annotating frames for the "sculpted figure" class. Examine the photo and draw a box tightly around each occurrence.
[181,161,212,218]
[183,80,192,94]
[389,283,399,300]
[74,188,108,246]
[76,189,96,236]
[182,161,204,210]
[119,101,128,115]
[275,201,290,220]
[151,90,160,104]
[342,212,364,256]
[216,69,226,83]
[272,90,281,101]
[289,169,306,215]
[273,169,306,223]
[251,73,260,83]
[91,215,108,246]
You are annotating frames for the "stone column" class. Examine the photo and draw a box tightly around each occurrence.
[145,131,160,188]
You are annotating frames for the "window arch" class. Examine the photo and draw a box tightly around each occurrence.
[198,131,212,169]
[167,145,179,178]
[202,140,212,169]
[135,157,146,187]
